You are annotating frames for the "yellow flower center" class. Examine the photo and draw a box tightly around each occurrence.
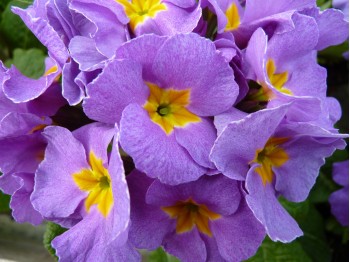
[143,82,201,135]
[162,198,221,236]
[252,137,289,185]
[246,59,293,104]
[266,59,292,96]
[224,3,240,31]
[73,151,113,217]
[116,0,167,32]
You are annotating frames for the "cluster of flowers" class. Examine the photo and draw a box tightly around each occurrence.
[0,0,348,261]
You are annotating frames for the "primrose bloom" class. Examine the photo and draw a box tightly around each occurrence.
[84,33,239,184]
[329,160,349,226]
[31,123,138,260]
[116,0,201,36]
[211,105,346,242]
[204,0,316,46]
[243,15,342,129]
[127,170,266,262]
[0,59,66,225]
[0,112,51,225]
[13,0,129,105]
[13,0,128,66]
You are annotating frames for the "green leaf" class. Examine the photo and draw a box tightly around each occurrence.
[280,198,331,262]
[309,148,348,204]
[246,237,312,262]
[318,41,349,63]
[279,197,310,221]
[297,206,331,262]
[309,172,338,204]
[5,48,46,79]
[43,222,67,260]
[0,172,10,213]
[0,191,11,213]
[0,0,12,14]
[144,248,180,262]
[0,0,44,52]
[316,0,332,10]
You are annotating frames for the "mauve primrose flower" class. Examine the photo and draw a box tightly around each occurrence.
[0,60,65,225]
[244,14,346,131]
[204,0,315,47]
[0,113,50,225]
[210,105,346,242]
[115,0,201,36]
[12,0,129,105]
[84,33,239,185]
[243,16,334,126]
[127,170,266,262]
[30,123,139,261]
[329,160,349,226]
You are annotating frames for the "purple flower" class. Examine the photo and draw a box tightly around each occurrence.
[204,0,315,47]
[116,0,201,36]
[0,112,50,225]
[12,0,129,105]
[329,160,349,226]
[243,16,341,130]
[84,33,239,185]
[31,123,139,260]
[299,7,349,51]
[211,105,346,242]
[12,0,69,67]
[0,57,65,224]
[127,170,265,262]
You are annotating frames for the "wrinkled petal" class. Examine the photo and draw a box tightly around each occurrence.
[120,103,205,185]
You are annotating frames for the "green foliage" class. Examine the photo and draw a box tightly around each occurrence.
[43,222,67,260]
[0,0,12,14]
[316,0,332,10]
[145,248,180,262]
[319,41,349,63]
[296,206,331,262]
[248,198,332,262]
[5,48,46,78]
[0,191,11,213]
[0,173,10,214]
[280,198,332,262]
[0,0,43,58]
[247,237,312,262]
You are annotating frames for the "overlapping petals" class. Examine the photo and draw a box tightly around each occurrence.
[84,33,238,184]
[127,170,265,262]
[0,0,348,261]
[211,105,346,241]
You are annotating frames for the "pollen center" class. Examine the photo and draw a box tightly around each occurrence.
[72,151,113,217]
[252,137,289,185]
[157,104,170,116]
[143,82,201,135]
[116,0,167,31]
[162,198,221,237]
[243,59,293,107]
[266,59,293,95]
[225,3,240,31]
